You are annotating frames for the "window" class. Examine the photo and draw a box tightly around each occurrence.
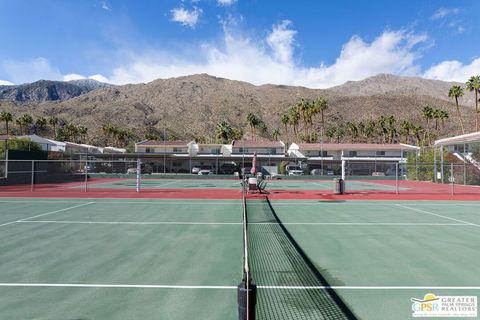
[213,148,220,154]
[173,147,183,153]
[270,148,276,155]
[146,148,152,153]
[376,151,385,156]
[239,148,249,153]
[349,151,357,157]
[320,151,328,157]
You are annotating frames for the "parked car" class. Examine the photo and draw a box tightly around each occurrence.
[198,165,214,175]
[286,165,303,176]
[191,166,201,174]
[126,164,153,174]
[310,169,323,175]
[219,163,239,174]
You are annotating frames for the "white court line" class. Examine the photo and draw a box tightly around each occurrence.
[18,220,467,226]
[257,286,480,290]
[0,283,478,290]
[0,283,235,289]
[0,202,95,228]
[395,204,480,228]
[0,200,240,205]
[21,220,242,225]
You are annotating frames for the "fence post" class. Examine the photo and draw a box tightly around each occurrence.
[4,149,8,179]
[450,163,454,196]
[84,160,88,192]
[136,158,141,193]
[31,160,35,192]
[395,162,399,195]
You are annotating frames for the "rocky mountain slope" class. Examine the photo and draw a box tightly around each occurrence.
[0,79,110,102]
[0,74,477,145]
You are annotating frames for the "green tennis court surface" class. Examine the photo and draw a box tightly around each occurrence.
[1,198,479,319]
[85,178,400,191]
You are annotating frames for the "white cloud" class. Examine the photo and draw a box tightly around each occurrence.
[106,25,428,88]
[217,0,237,6]
[63,73,110,83]
[63,73,85,81]
[0,58,110,84]
[0,80,15,85]
[170,7,202,28]
[101,1,111,11]
[88,74,110,82]
[431,7,460,20]
[266,20,296,64]
[424,58,480,82]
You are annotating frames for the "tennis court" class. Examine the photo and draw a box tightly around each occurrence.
[1,197,479,319]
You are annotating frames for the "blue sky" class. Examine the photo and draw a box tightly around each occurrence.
[0,0,478,87]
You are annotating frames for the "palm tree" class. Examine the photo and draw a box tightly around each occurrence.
[246,113,258,136]
[47,116,59,139]
[466,75,480,131]
[335,126,345,143]
[439,110,449,128]
[102,123,114,145]
[313,97,328,144]
[297,99,310,136]
[15,118,23,135]
[271,128,280,141]
[421,106,434,144]
[400,120,411,144]
[432,109,442,131]
[0,112,13,136]
[412,125,424,146]
[78,126,88,143]
[23,114,33,134]
[325,127,336,142]
[448,85,465,134]
[35,117,47,135]
[281,114,289,144]
[345,122,358,143]
[215,121,232,144]
[377,116,387,143]
[288,106,300,141]
[365,120,376,143]
[386,116,397,143]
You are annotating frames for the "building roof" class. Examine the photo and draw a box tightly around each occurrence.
[197,143,223,147]
[434,131,480,146]
[232,140,284,148]
[295,143,419,151]
[136,140,190,146]
[18,134,66,147]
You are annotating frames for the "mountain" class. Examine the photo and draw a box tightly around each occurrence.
[330,74,474,106]
[0,79,111,102]
[0,73,477,145]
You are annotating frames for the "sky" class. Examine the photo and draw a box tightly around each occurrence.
[0,0,479,87]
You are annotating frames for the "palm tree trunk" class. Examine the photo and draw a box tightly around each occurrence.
[455,97,465,134]
[476,90,479,132]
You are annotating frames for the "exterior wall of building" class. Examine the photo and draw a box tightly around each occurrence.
[136,146,189,154]
[232,147,283,155]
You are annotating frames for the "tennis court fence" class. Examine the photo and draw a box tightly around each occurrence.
[0,159,479,195]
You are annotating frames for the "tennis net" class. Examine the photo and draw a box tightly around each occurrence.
[247,197,357,320]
